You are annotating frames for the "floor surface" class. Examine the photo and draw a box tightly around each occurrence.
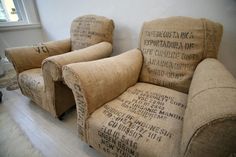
[0,88,103,157]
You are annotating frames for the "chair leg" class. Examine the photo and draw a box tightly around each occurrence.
[0,91,2,103]
[58,112,65,121]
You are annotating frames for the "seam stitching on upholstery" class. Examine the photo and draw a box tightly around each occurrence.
[191,86,236,100]
[183,116,236,156]
[63,66,90,142]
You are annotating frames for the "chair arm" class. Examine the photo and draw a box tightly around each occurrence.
[5,39,71,75]
[181,58,236,156]
[63,48,143,115]
[63,49,142,141]
[42,42,112,81]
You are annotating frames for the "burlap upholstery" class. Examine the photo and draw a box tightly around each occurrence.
[63,49,142,140]
[71,15,114,50]
[63,17,236,157]
[139,17,223,93]
[5,15,114,118]
[88,83,187,157]
[18,68,44,107]
[42,42,112,81]
[5,39,71,75]
[181,58,236,157]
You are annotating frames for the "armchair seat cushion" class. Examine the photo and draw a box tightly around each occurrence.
[18,68,44,108]
[87,82,187,157]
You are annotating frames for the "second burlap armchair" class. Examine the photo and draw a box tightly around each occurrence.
[5,15,114,118]
[63,17,236,157]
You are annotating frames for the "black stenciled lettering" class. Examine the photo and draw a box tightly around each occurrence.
[144,40,184,50]
[103,109,113,118]
[149,77,175,88]
[74,84,85,108]
[165,72,185,80]
[148,132,162,141]
[34,46,40,53]
[73,17,108,48]
[74,84,81,91]
[145,31,180,39]
[98,124,139,157]
[20,74,42,98]
[142,48,153,55]
[108,120,118,128]
[180,31,194,39]
[144,39,196,51]
[117,89,183,120]
[144,30,194,39]
[146,58,196,71]
[117,123,143,140]
[181,53,199,60]
[132,119,172,139]
[154,49,180,59]
[170,99,186,108]
[98,87,186,156]
[180,32,189,39]
[103,105,126,118]
[159,110,183,121]
[101,138,115,150]
[184,42,195,50]
[33,44,49,54]
[42,45,49,53]
[147,69,185,80]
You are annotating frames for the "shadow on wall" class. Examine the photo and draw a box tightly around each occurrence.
[218,29,236,78]
[40,19,135,57]
[112,24,138,56]
[40,27,56,42]
[0,28,45,59]
[0,35,9,58]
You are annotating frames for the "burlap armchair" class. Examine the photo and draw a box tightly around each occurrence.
[63,17,236,157]
[5,15,114,118]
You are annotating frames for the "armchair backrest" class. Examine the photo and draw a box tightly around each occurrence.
[139,16,223,93]
[70,15,114,50]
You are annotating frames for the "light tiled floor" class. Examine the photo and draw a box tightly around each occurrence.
[0,88,103,157]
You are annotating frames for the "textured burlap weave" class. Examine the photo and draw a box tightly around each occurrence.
[139,17,223,93]
[18,68,44,108]
[42,42,112,81]
[42,42,113,116]
[181,58,236,157]
[5,39,71,75]
[62,17,236,157]
[88,83,187,157]
[63,49,143,141]
[6,15,115,117]
[71,15,114,50]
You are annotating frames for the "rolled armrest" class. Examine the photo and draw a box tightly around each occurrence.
[5,39,70,74]
[63,49,142,141]
[63,48,143,115]
[181,58,236,156]
[42,42,112,81]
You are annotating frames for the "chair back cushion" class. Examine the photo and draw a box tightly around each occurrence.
[70,15,114,50]
[139,16,223,93]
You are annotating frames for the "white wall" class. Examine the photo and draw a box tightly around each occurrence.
[0,28,44,58]
[0,0,45,59]
[35,0,236,77]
